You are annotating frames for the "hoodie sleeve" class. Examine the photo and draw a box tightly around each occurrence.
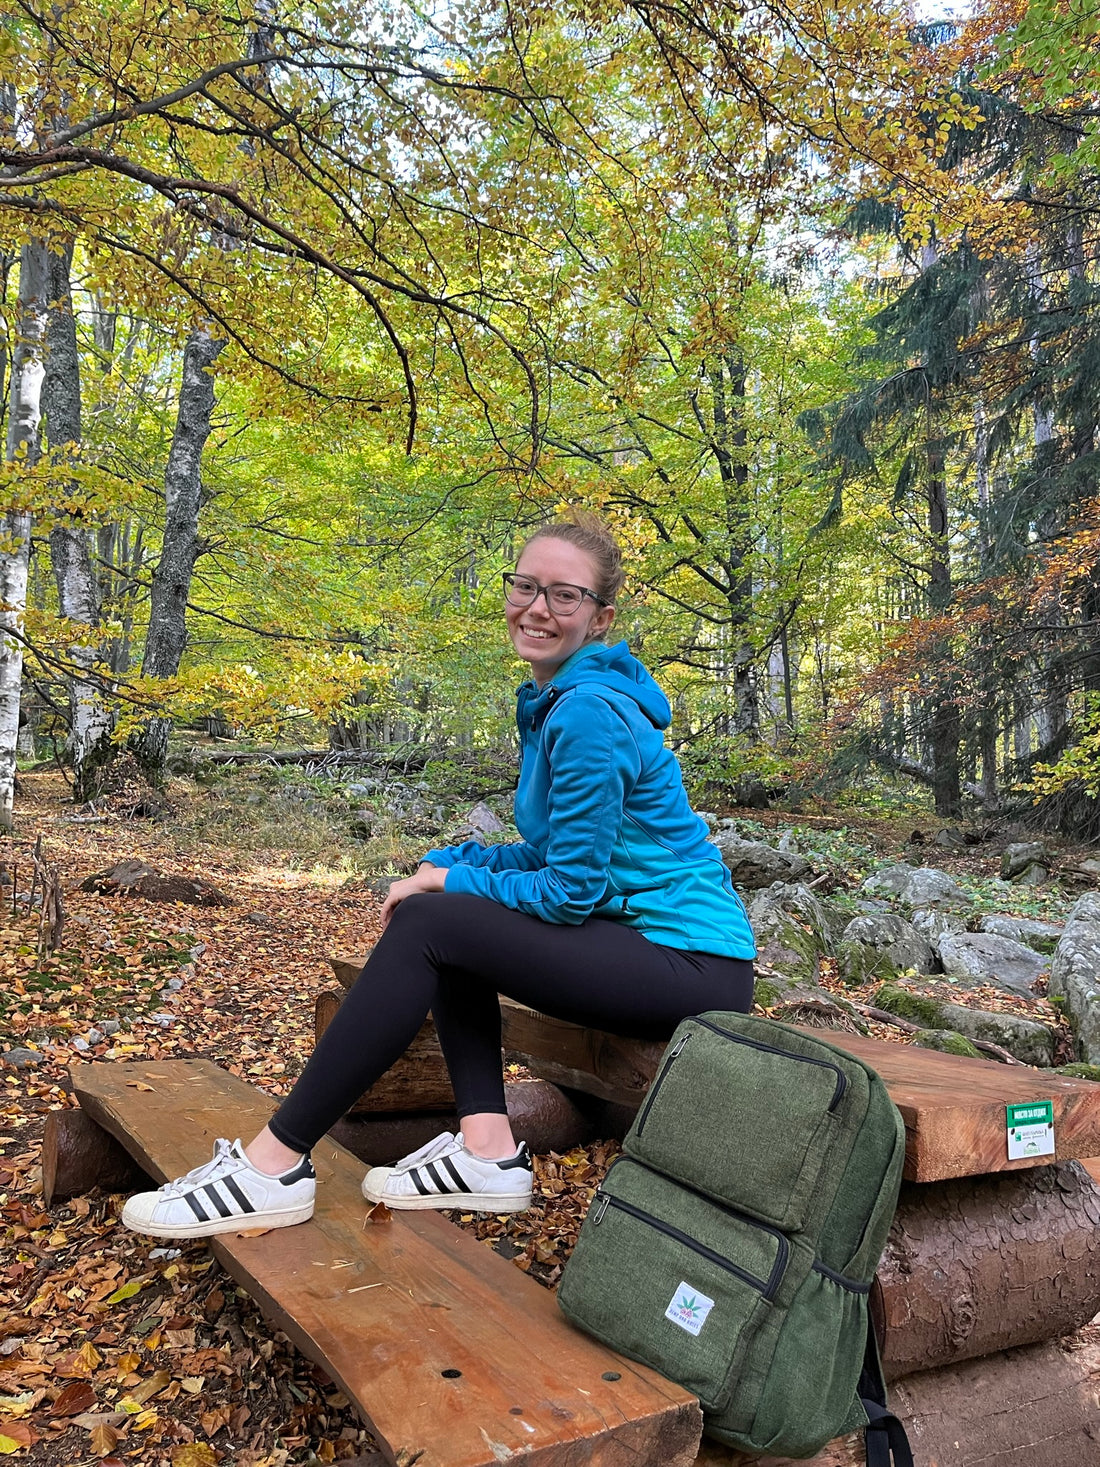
[442,693,641,922]
[420,838,543,873]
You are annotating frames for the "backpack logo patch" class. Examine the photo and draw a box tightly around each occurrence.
[665,1282,715,1336]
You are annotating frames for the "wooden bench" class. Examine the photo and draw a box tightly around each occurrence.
[71,1058,702,1467]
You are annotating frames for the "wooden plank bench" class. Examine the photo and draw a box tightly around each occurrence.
[72,1058,703,1467]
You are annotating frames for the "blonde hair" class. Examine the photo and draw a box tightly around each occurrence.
[522,511,625,604]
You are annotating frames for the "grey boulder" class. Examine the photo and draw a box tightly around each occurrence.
[978,914,1063,953]
[936,931,1048,996]
[861,865,971,909]
[839,914,935,983]
[711,832,811,890]
[1049,893,1100,1064]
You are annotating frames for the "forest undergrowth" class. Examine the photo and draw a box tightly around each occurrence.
[0,767,1095,1466]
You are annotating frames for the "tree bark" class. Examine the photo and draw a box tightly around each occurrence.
[42,243,115,800]
[131,325,224,778]
[0,241,49,832]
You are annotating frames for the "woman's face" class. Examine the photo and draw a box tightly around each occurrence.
[506,536,615,685]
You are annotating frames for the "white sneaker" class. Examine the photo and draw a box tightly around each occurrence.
[121,1139,316,1239]
[362,1131,533,1213]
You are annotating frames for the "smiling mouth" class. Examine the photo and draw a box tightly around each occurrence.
[520,625,556,640]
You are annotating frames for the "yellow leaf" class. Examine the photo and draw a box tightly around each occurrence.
[0,1439,20,1456]
[125,1082,154,1092]
[179,1376,204,1394]
[128,1369,170,1405]
[116,1353,140,1377]
[171,1443,217,1467]
[73,1342,102,1374]
[105,1279,146,1305]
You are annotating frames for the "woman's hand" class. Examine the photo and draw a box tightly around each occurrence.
[380,863,446,926]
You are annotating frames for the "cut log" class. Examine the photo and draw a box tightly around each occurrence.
[42,1107,152,1205]
[878,1160,1100,1378]
[72,1058,702,1467]
[329,1077,590,1164]
[315,992,454,1113]
[695,1333,1100,1467]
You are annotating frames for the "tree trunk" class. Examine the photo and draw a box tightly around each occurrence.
[0,241,49,832]
[131,325,224,779]
[42,243,115,801]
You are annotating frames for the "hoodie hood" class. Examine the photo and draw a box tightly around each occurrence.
[531,641,671,730]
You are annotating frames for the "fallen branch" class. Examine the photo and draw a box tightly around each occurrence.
[851,1003,1024,1066]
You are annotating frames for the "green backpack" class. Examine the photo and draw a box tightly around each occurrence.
[557,1011,913,1465]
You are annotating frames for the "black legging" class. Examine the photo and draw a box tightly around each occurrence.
[269,891,754,1154]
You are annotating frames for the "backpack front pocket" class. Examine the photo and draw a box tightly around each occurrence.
[626,1014,857,1231]
[558,1159,786,1413]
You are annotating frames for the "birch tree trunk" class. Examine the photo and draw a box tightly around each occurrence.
[42,243,114,800]
[0,240,49,832]
[130,325,224,778]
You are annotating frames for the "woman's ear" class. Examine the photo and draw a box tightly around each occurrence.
[591,603,616,640]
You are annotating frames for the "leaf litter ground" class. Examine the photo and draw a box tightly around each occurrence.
[0,773,1095,1464]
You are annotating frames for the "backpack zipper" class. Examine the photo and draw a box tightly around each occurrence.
[693,1016,848,1111]
[592,1187,786,1301]
[635,1031,693,1135]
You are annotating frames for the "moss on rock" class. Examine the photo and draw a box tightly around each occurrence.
[874,984,945,1029]
[753,978,782,1010]
[1053,1063,1100,1083]
[912,1029,982,1059]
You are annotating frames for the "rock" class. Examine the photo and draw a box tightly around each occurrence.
[1001,841,1048,880]
[874,983,1057,1066]
[1049,893,1100,1064]
[838,914,935,984]
[909,907,967,951]
[164,977,185,992]
[466,801,506,836]
[933,827,965,849]
[711,832,811,889]
[860,865,971,909]
[80,860,231,907]
[2,1048,42,1069]
[746,882,850,946]
[912,1029,982,1059]
[85,1028,104,1046]
[99,1019,120,1035]
[72,1036,90,1052]
[733,774,770,810]
[1074,857,1100,878]
[937,931,1048,996]
[978,914,1063,954]
[859,865,913,899]
[1014,863,1048,887]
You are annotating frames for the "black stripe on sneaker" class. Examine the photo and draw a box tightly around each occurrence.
[184,1190,210,1222]
[441,1155,469,1192]
[203,1183,232,1219]
[221,1176,255,1214]
[424,1161,455,1194]
[410,1167,433,1197]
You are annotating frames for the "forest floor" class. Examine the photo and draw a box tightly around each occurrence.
[0,765,1095,1466]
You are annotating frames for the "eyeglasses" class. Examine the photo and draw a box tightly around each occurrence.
[502,571,609,615]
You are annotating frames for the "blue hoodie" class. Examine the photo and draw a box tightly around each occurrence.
[422,641,756,959]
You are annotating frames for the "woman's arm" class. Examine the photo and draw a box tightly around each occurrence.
[443,694,640,923]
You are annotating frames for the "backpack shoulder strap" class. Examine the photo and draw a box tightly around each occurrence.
[857,1323,914,1467]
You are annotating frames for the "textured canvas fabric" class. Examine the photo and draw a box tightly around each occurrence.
[558,1011,906,1458]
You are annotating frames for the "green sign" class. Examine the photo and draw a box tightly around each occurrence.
[1006,1100,1055,1160]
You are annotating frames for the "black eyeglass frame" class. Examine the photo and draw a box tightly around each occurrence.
[501,571,610,614]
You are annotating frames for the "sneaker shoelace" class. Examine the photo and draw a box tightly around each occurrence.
[156,1139,241,1198]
